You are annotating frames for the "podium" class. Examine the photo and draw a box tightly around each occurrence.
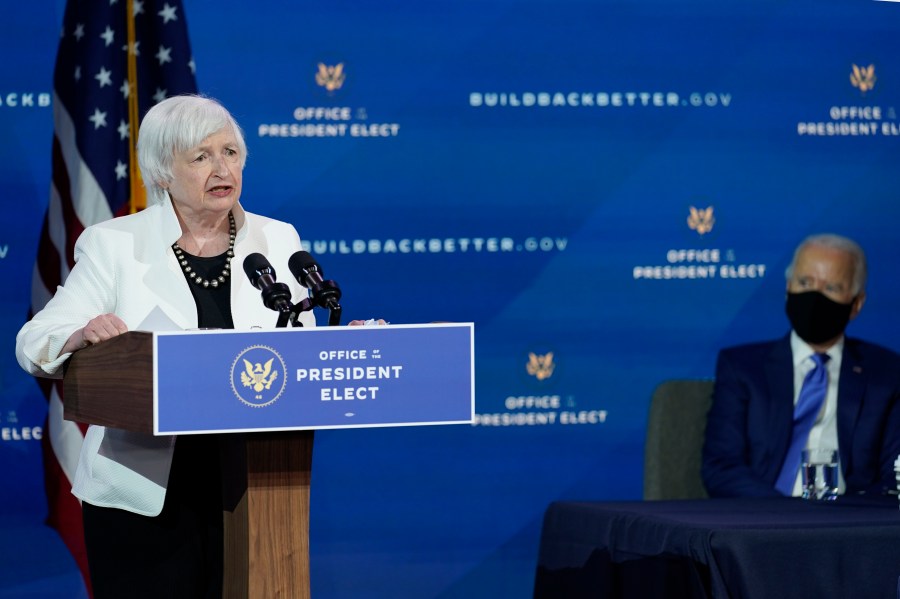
[63,324,474,598]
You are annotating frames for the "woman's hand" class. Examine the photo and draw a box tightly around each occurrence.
[63,313,129,354]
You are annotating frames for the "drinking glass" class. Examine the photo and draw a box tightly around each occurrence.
[801,448,839,500]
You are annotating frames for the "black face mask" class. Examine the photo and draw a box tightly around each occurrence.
[785,290,855,345]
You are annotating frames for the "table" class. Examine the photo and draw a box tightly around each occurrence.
[533,497,900,599]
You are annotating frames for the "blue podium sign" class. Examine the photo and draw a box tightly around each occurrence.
[152,323,474,435]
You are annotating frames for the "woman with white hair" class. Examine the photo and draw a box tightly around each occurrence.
[16,94,316,597]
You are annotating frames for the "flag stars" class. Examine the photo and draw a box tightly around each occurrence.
[188,58,196,75]
[156,45,172,65]
[74,66,82,82]
[73,23,85,41]
[158,3,178,23]
[89,108,108,129]
[122,40,141,56]
[120,80,131,99]
[95,67,113,88]
[153,88,168,103]
[100,26,115,47]
[118,120,130,140]
[133,0,145,16]
[115,161,128,180]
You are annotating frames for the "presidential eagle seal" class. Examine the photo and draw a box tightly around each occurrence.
[230,345,287,408]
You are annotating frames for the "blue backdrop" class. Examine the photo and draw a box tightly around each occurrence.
[2,0,900,596]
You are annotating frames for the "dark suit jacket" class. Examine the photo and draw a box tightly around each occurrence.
[702,334,900,498]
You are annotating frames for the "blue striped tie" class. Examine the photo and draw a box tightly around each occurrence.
[775,353,830,496]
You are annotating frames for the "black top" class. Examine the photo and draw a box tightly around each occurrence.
[178,251,234,329]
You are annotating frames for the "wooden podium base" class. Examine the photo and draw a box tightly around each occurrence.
[224,430,314,599]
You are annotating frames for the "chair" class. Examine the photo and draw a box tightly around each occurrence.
[643,379,714,500]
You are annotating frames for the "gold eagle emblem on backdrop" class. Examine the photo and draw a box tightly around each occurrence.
[850,64,876,94]
[527,352,555,381]
[687,206,715,236]
[241,358,279,392]
[316,62,346,92]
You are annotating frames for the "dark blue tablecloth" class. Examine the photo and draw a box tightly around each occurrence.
[534,496,900,599]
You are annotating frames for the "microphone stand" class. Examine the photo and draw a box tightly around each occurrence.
[326,301,342,327]
[258,283,296,329]
[286,281,343,327]
[314,279,342,327]
[286,298,314,328]
[275,303,294,329]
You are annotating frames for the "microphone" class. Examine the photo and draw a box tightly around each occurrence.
[288,251,342,311]
[242,253,294,313]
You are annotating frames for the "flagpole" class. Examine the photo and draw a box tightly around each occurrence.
[126,0,145,214]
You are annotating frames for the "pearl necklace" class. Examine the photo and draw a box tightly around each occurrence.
[172,211,236,289]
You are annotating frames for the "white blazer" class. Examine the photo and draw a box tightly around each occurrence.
[16,199,315,516]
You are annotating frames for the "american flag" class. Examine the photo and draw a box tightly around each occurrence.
[32,0,196,592]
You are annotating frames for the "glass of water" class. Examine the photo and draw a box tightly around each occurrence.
[801,448,839,500]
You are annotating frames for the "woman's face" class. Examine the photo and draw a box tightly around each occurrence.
[165,127,243,219]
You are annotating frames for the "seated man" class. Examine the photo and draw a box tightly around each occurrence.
[702,233,900,497]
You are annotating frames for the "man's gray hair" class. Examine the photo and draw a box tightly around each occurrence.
[784,233,867,295]
[136,94,247,206]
